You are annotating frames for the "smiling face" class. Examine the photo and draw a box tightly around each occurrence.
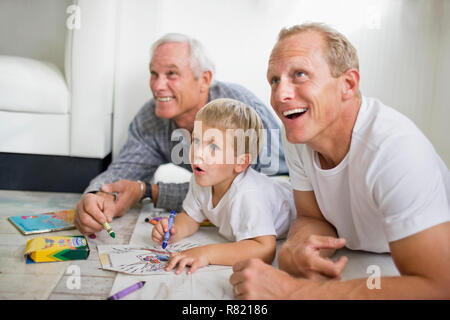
[150,42,209,127]
[267,31,344,146]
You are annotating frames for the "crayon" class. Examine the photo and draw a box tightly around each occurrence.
[107,281,146,300]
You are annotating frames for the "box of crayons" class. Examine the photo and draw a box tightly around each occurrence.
[24,236,90,263]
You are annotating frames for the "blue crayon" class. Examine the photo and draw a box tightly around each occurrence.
[162,210,176,250]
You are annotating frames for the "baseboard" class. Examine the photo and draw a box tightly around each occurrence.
[0,152,112,193]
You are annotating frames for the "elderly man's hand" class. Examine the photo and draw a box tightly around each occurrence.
[74,192,116,235]
[100,179,143,217]
[229,258,304,300]
[74,179,142,235]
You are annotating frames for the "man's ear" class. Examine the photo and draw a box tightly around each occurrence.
[234,153,251,173]
[199,70,213,93]
[341,68,360,101]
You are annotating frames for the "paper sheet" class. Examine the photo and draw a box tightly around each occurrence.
[98,242,228,275]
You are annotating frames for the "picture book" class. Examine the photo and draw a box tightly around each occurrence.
[8,209,76,235]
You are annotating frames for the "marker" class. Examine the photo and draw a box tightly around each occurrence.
[103,222,115,238]
[107,281,146,300]
[162,210,176,249]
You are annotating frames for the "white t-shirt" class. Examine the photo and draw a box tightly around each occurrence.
[283,96,450,253]
[182,168,297,242]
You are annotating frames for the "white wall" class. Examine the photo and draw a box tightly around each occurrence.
[113,0,450,167]
[430,0,450,166]
[0,0,71,72]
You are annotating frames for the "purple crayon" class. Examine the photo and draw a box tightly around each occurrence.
[107,281,146,300]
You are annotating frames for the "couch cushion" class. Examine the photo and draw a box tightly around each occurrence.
[0,55,69,114]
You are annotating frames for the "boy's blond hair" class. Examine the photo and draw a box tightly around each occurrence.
[195,98,264,162]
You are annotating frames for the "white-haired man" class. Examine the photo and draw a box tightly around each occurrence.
[74,33,288,235]
[230,23,450,299]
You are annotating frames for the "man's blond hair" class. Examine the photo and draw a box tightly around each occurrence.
[195,98,264,161]
[278,22,359,78]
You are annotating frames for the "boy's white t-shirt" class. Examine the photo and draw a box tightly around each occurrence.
[182,168,296,242]
[283,96,450,253]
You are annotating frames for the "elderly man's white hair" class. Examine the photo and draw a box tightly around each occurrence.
[150,33,216,79]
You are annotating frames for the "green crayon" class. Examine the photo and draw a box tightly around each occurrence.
[103,222,115,239]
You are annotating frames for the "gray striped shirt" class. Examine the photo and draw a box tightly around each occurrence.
[85,80,287,210]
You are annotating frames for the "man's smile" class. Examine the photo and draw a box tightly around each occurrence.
[156,96,174,102]
[282,107,308,120]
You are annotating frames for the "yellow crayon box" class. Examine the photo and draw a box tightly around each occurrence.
[24,236,90,263]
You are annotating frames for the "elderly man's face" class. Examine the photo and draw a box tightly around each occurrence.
[267,31,343,146]
[150,42,205,122]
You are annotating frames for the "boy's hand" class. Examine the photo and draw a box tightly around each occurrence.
[151,218,177,245]
[165,247,210,275]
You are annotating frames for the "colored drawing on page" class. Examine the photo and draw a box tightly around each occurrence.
[97,242,227,275]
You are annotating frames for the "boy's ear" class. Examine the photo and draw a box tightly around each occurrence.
[234,153,251,173]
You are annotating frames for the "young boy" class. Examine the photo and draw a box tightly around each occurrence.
[152,98,296,274]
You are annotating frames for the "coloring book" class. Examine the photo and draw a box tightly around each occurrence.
[98,242,227,275]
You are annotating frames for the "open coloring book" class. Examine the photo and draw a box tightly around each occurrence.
[98,242,228,275]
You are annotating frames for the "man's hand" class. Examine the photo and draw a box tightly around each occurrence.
[278,235,348,280]
[229,258,304,299]
[74,179,142,234]
[100,179,143,217]
[74,192,116,234]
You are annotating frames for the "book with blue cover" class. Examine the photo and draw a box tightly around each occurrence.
[8,209,76,235]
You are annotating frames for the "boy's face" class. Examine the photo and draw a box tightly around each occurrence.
[190,122,246,188]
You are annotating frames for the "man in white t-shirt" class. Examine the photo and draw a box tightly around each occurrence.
[229,23,450,299]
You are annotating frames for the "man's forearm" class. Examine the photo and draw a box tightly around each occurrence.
[290,274,448,299]
[278,216,339,274]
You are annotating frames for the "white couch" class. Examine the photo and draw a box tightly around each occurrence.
[0,0,117,158]
[0,0,118,191]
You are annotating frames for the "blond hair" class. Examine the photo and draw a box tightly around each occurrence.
[195,98,264,161]
[278,22,359,77]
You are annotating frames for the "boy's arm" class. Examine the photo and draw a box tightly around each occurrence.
[203,235,276,265]
[166,235,277,274]
[172,211,200,239]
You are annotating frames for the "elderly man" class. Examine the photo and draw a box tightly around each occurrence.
[230,23,450,299]
[74,33,287,235]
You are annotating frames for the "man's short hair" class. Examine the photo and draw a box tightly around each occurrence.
[195,98,264,161]
[278,22,359,78]
[150,33,216,79]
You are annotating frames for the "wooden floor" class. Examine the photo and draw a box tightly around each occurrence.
[0,189,138,300]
